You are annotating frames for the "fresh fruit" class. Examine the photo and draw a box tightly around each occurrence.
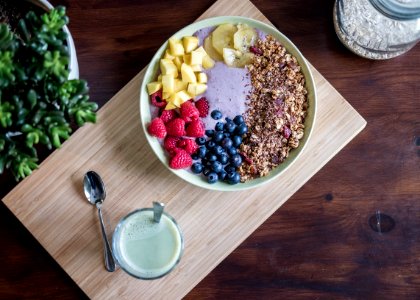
[211,23,237,56]
[150,89,166,108]
[206,140,216,149]
[164,50,175,60]
[224,121,236,133]
[218,170,227,181]
[160,59,178,77]
[162,74,175,93]
[204,35,223,61]
[235,123,248,135]
[219,153,229,164]
[190,49,205,65]
[221,137,233,149]
[183,36,199,53]
[227,147,237,156]
[202,55,215,69]
[211,161,223,173]
[205,130,215,137]
[233,115,244,125]
[227,171,240,184]
[230,154,243,167]
[186,119,205,137]
[233,27,258,52]
[181,63,197,83]
[179,138,199,154]
[169,149,192,169]
[232,135,242,147]
[215,122,224,131]
[148,117,167,138]
[160,109,177,123]
[212,145,224,156]
[173,56,183,69]
[207,172,219,184]
[166,118,186,137]
[164,136,180,152]
[174,79,188,92]
[191,162,204,174]
[146,82,162,95]
[165,101,177,110]
[211,110,222,120]
[187,83,207,96]
[197,146,207,158]
[180,101,199,122]
[168,38,184,56]
[196,137,206,145]
[197,73,207,83]
[190,64,202,72]
[195,97,209,117]
[213,131,224,142]
[225,165,236,173]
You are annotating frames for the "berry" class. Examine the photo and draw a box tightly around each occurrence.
[212,145,224,156]
[180,101,199,122]
[227,147,237,156]
[249,46,263,55]
[227,171,241,184]
[160,109,177,123]
[218,170,227,181]
[191,162,203,174]
[207,154,217,162]
[203,167,211,176]
[225,117,232,123]
[211,161,223,173]
[207,172,219,184]
[169,149,192,169]
[235,124,248,135]
[206,140,216,149]
[191,153,199,160]
[195,97,209,117]
[233,115,244,125]
[166,118,186,137]
[150,89,166,108]
[148,117,167,138]
[232,135,242,147]
[225,165,236,173]
[213,131,224,142]
[186,119,205,137]
[230,154,243,167]
[196,137,206,145]
[215,122,224,131]
[218,153,229,165]
[224,121,236,133]
[181,139,199,154]
[198,146,207,158]
[205,130,215,137]
[211,110,222,120]
[221,138,233,149]
[163,136,180,152]
[283,126,291,139]
[223,132,231,138]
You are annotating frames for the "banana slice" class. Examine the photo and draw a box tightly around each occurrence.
[212,24,237,56]
[235,52,255,67]
[233,27,258,52]
[223,48,254,68]
[204,35,223,61]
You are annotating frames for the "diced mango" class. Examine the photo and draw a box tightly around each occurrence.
[163,91,171,100]
[202,55,215,69]
[174,79,188,92]
[191,64,202,72]
[164,50,175,60]
[146,81,162,95]
[158,74,162,81]
[173,56,183,70]
[194,46,208,56]
[190,49,204,65]
[188,83,207,96]
[162,74,175,93]
[181,63,197,83]
[183,36,199,53]
[197,73,207,83]
[183,54,191,65]
[169,38,184,56]
[176,90,192,103]
[165,101,177,110]
[160,59,178,77]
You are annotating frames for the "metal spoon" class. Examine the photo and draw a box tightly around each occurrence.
[83,171,116,272]
[153,201,165,223]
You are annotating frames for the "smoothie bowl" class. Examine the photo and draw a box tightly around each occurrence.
[140,16,316,191]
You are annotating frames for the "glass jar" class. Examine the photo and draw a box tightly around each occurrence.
[333,0,420,59]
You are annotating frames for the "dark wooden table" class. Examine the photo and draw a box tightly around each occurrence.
[1,0,419,299]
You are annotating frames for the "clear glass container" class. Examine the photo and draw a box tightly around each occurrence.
[333,0,420,59]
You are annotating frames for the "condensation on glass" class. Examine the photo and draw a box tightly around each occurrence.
[334,0,420,59]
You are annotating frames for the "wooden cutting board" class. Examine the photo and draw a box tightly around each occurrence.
[2,0,366,299]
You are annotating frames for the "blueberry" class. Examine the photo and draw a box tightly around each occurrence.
[218,170,227,181]
[207,172,219,184]
[227,172,241,184]
[205,130,215,137]
[224,122,236,133]
[191,162,203,174]
[233,115,244,125]
[225,117,232,123]
[206,140,216,149]
[196,137,206,145]
[211,110,223,120]
[227,147,237,156]
[213,131,224,142]
[207,154,217,162]
[232,135,242,147]
[221,138,233,149]
[212,145,224,155]
[235,124,248,135]
[230,154,243,167]
[218,153,229,164]
[191,153,199,160]
[211,161,223,173]
[203,167,211,176]
[225,164,236,173]
[215,122,224,131]
[198,146,207,158]
[223,132,231,138]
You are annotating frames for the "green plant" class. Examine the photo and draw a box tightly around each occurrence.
[0,6,97,181]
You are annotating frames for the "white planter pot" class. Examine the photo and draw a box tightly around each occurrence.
[27,0,79,79]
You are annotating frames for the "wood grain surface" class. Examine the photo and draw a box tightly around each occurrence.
[0,0,418,299]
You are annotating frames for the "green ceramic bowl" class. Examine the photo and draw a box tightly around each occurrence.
[140,16,317,191]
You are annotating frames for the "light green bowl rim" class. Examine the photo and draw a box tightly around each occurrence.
[140,16,317,191]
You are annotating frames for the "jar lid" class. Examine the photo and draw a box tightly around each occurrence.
[370,0,420,20]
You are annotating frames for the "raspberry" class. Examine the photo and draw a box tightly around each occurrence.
[195,97,209,117]
[249,46,263,55]
[186,119,205,137]
[164,136,180,154]
[180,101,199,122]
[150,89,166,108]
[166,118,186,137]
[160,109,177,123]
[177,138,199,154]
[169,149,192,169]
[147,117,166,138]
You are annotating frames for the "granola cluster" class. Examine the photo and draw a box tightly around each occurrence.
[239,35,308,182]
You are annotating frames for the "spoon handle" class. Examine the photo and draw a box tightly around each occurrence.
[97,206,116,272]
